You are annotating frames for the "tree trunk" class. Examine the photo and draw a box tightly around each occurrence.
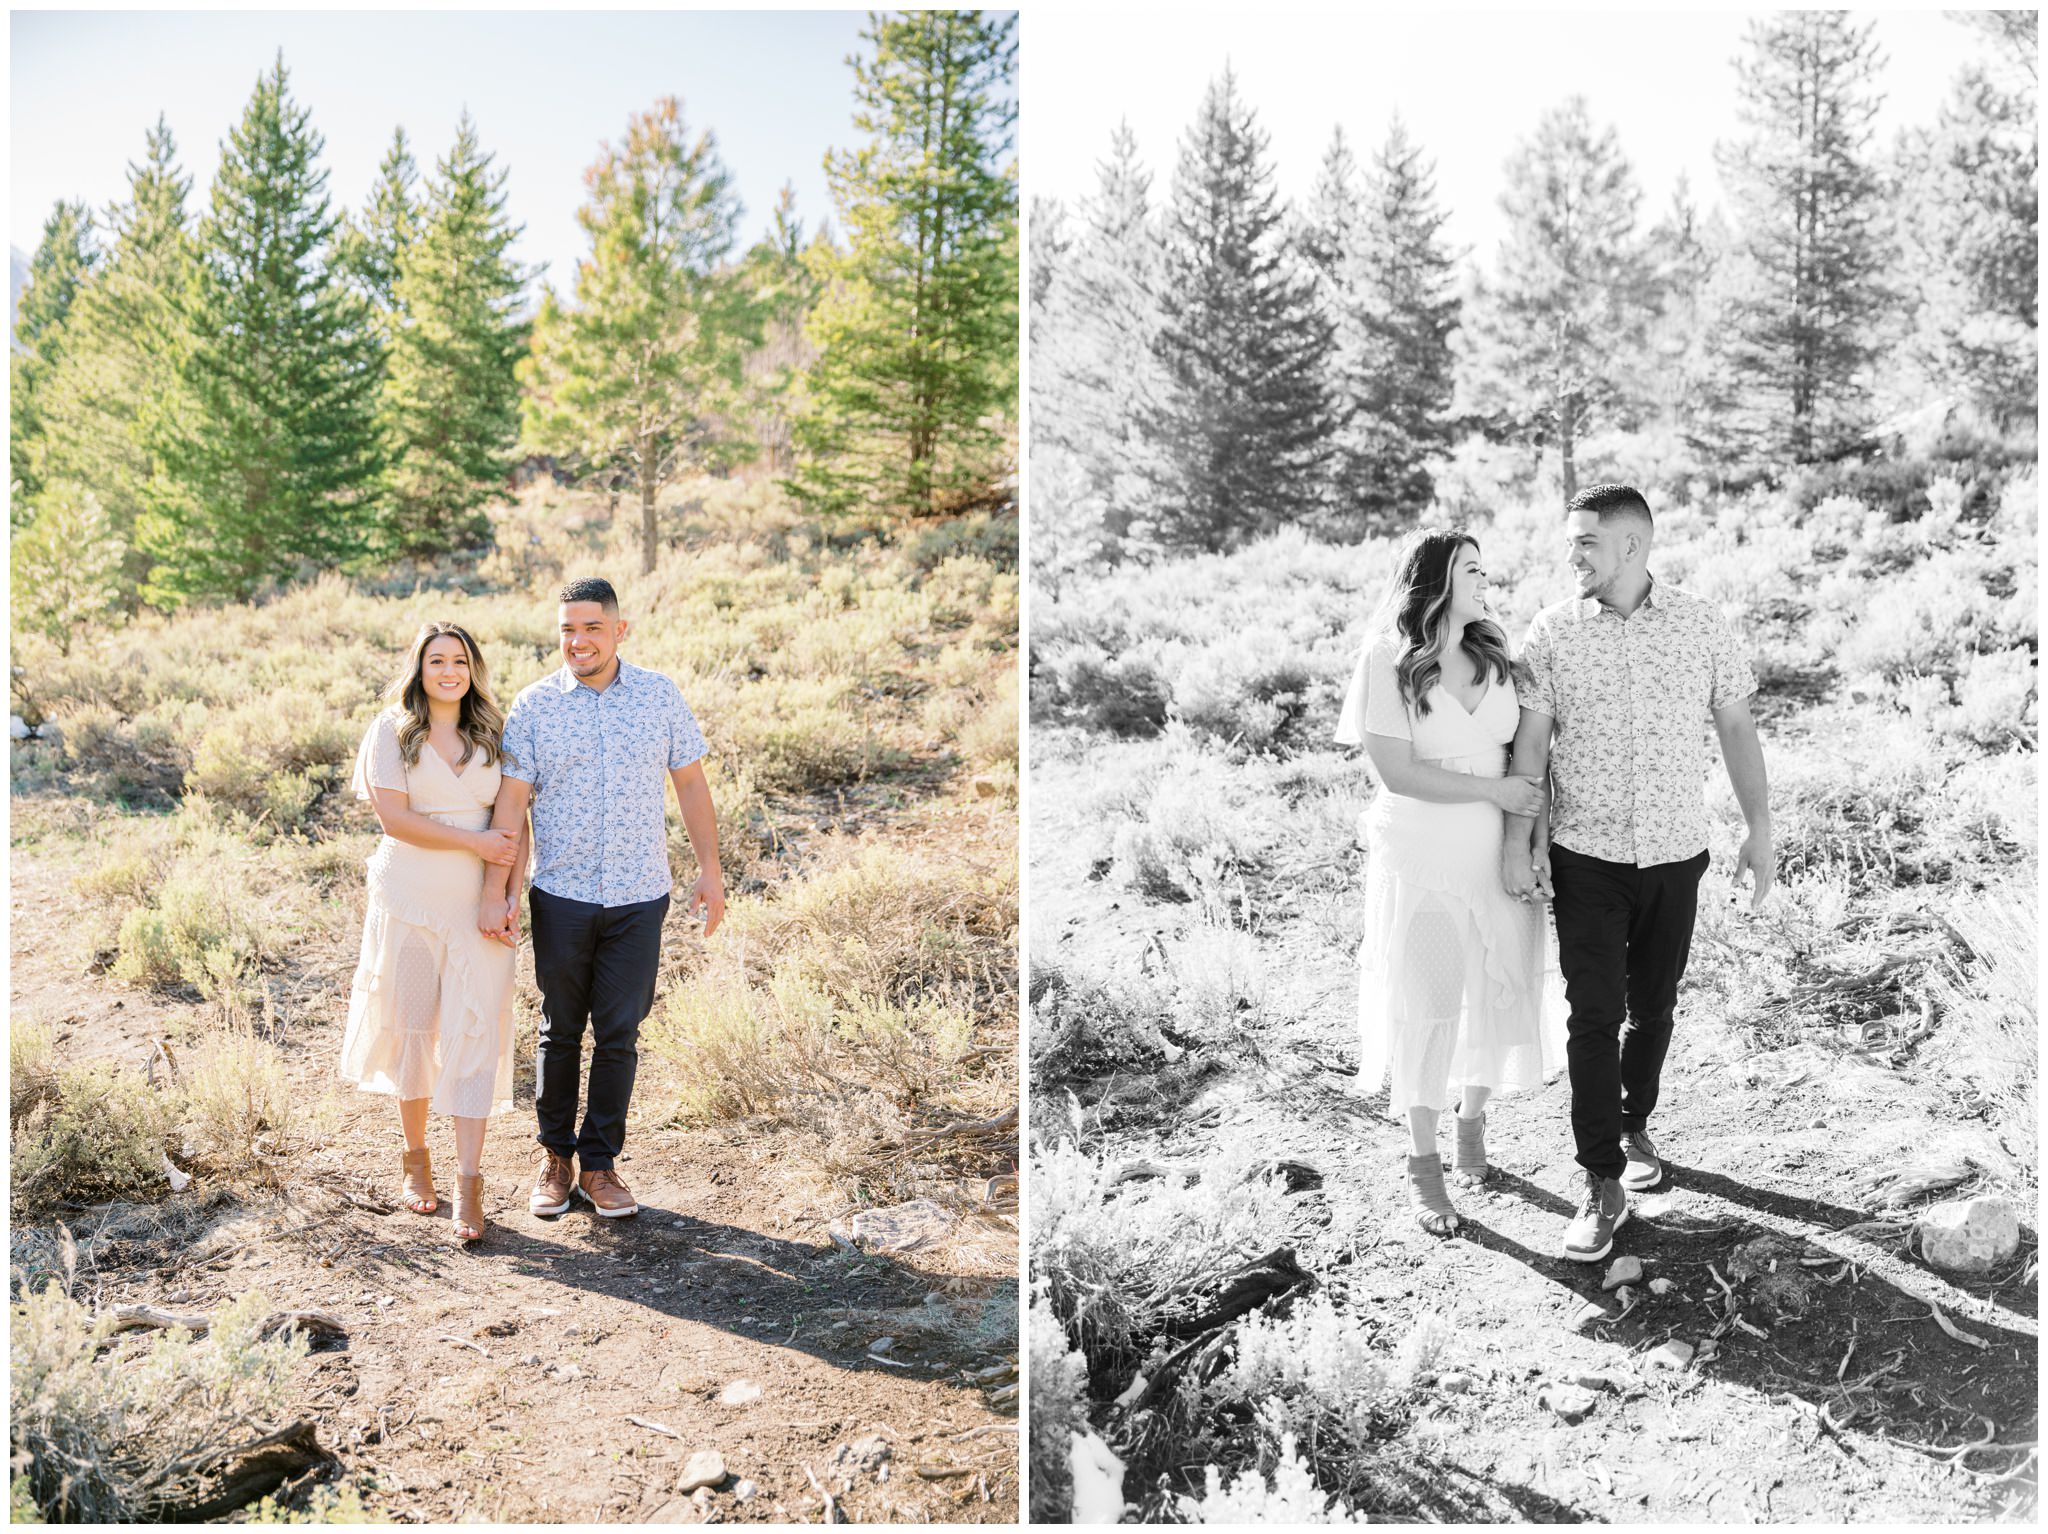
[639,450,658,576]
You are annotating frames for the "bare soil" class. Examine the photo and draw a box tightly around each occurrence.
[1033,728,2037,1524]
[10,790,1019,1525]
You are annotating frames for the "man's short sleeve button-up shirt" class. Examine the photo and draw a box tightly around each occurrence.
[1519,578,1755,868]
[500,659,707,908]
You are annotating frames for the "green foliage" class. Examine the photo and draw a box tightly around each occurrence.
[143,55,384,604]
[8,1284,307,1523]
[9,199,98,509]
[10,482,127,651]
[792,11,1018,518]
[112,843,286,1006]
[379,114,529,556]
[335,126,419,323]
[520,96,754,576]
[1027,1287,1089,1522]
[248,1485,378,1524]
[23,119,199,600]
[1140,68,1335,550]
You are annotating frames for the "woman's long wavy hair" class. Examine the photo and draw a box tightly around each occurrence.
[382,622,507,770]
[1367,528,1515,716]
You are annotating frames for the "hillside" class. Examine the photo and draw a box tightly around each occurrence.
[1028,466,2037,1522]
[9,481,1020,1523]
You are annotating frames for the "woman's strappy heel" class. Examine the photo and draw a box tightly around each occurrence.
[1452,1110,1491,1183]
[1406,1153,1461,1236]
[452,1173,486,1244]
[399,1146,438,1215]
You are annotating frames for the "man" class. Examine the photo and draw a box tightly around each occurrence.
[1501,484,1773,1262]
[481,577,725,1219]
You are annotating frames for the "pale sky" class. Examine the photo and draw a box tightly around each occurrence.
[12,9,887,299]
[1026,9,2004,263]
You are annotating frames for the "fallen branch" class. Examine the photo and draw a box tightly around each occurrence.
[627,1416,679,1439]
[1926,1301,1990,1351]
[142,1419,328,1522]
[108,1306,348,1343]
[895,1106,1017,1156]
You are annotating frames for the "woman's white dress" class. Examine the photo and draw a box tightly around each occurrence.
[337,711,517,1118]
[1336,633,1564,1112]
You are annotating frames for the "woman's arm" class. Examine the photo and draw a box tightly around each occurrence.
[1364,731,1544,812]
[368,786,516,863]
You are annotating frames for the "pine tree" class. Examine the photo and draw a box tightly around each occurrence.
[738,184,823,475]
[792,10,1019,517]
[9,200,96,509]
[1347,117,1461,529]
[519,96,754,574]
[143,55,384,604]
[1716,12,1890,463]
[1295,128,1373,534]
[1459,97,1649,502]
[1642,177,1745,467]
[1034,122,1167,554]
[338,128,420,325]
[379,113,528,556]
[1141,69,1336,552]
[29,118,199,597]
[12,482,126,652]
[1892,15,2037,430]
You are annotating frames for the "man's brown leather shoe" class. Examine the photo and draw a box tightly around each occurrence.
[530,1149,575,1216]
[577,1167,638,1218]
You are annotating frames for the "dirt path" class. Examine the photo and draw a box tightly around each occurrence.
[1033,731,2036,1523]
[10,802,1018,1524]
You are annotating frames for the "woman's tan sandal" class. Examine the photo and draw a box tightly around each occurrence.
[453,1173,485,1243]
[1453,1110,1491,1181]
[399,1146,437,1215]
[1407,1153,1461,1236]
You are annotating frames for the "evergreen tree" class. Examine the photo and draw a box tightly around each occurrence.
[1716,11,1890,463]
[792,10,1018,517]
[12,482,126,652]
[1034,122,1166,553]
[1459,97,1649,502]
[143,55,384,604]
[29,119,199,596]
[1347,117,1460,528]
[739,184,823,475]
[519,96,753,574]
[1141,69,1336,552]
[1642,177,1745,466]
[380,112,528,556]
[338,128,420,324]
[9,200,97,509]
[1892,16,2037,429]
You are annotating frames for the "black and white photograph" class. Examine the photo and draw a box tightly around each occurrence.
[1027,8,2036,1523]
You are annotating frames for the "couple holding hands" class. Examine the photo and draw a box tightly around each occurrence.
[336,578,724,1244]
[1339,484,1775,1261]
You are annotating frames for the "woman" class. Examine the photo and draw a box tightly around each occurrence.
[1336,529,1563,1236]
[340,622,522,1244]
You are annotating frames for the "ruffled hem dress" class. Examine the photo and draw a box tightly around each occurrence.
[336,710,517,1118]
[1336,633,1566,1112]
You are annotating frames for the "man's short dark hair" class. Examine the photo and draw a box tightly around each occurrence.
[1566,483,1654,529]
[558,577,619,614]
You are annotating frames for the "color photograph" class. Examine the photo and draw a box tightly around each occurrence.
[1028,8,2035,1523]
[10,8,1019,1523]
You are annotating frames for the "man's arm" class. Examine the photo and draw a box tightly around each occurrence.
[481,777,533,941]
[1712,696,1774,909]
[669,761,725,937]
[1501,707,1555,898]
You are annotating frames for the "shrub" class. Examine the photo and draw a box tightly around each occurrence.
[1109,757,1270,909]
[1208,1295,1444,1458]
[1035,641,1171,735]
[1169,645,1315,752]
[956,664,1020,771]
[1943,647,2037,750]
[10,1017,58,1122]
[643,970,836,1121]
[1180,1430,1367,1525]
[113,858,275,1006]
[11,1062,175,1218]
[1030,956,1177,1088]
[178,1025,296,1175]
[55,704,193,804]
[184,703,355,830]
[8,1285,307,1523]
[1028,1287,1090,1523]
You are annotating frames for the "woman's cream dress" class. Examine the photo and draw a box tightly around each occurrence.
[337,711,516,1117]
[1337,632,1565,1112]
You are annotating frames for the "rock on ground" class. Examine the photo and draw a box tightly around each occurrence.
[1917,1196,2021,1274]
[678,1450,727,1494]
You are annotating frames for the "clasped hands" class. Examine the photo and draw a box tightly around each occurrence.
[1500,842,1553,905]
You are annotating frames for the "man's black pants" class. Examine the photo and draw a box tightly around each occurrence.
[529,886,668,1172]
[1550,843,1709,1181]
